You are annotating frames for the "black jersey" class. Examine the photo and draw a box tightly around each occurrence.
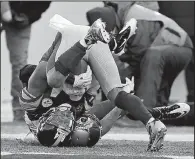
[26,87,86,121]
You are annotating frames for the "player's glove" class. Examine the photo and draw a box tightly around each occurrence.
[121,77,135,94]
[73,65,92,88]
[64,65,93,101]
[85,92,96,107]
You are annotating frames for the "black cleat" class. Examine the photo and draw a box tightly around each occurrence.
[110,18,137,54]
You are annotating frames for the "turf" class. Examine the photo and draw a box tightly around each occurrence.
[1,121,194,159]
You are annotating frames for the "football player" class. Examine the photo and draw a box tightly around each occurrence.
[20,63,190,149]
[45,16,167,151]
[19,17,190,151]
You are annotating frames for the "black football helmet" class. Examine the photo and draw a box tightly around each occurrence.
[70,113,102,147]
[19,64,37,86]
[36,103,75,147]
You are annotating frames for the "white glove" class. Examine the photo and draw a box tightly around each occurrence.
[121,77,135,94]
[73,65,92,89]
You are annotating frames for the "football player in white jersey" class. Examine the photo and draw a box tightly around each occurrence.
[19,17,190,151]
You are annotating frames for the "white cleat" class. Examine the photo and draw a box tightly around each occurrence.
[84,18,111,45]
[146,119,167,152]
[154,103,190,120]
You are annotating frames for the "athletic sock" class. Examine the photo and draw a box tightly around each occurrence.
[55,41,87,76]
[115,91,153,125]
[148,107,162,119]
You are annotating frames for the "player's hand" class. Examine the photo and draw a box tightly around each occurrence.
[73,66,92,88]
[85,93,95,106]
[122,77,134,94]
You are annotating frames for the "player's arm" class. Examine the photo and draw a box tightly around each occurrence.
[87,77,134,136]
[100,107,126,136]
[87,100,126,136]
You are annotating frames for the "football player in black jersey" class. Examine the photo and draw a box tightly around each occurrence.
[19,19,190,150]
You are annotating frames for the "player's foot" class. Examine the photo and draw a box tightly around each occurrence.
[111,18,137,54]
[84,18,111,45]
[146,119,167,152]
[154,103,190,121]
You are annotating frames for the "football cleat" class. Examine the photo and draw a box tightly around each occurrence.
[84,18,111,45]
[154,103,190,121]
[146,119,167,152]
[111,18,137,54]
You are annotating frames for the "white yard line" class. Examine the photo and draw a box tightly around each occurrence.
[1,151,194,159]
[164,156,194,159]
[1,133,194,142]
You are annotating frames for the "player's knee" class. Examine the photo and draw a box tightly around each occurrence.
[47,75,58,88]
[107,87,123,103]
[88,41,110,55]
[47,69,63,88]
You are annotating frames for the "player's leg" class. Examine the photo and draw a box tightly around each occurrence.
[85,41,166,151]
[86,42,153,124]
[19,32,62,113]
[46,19,110,88]
[88,98,190,136]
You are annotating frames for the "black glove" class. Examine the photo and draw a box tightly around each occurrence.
[85,93,95,107]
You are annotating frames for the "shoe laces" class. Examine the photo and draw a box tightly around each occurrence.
[157,106,169,120]
[109,32,117,39]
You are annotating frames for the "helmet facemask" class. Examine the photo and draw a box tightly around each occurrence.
[71,114,102,147]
